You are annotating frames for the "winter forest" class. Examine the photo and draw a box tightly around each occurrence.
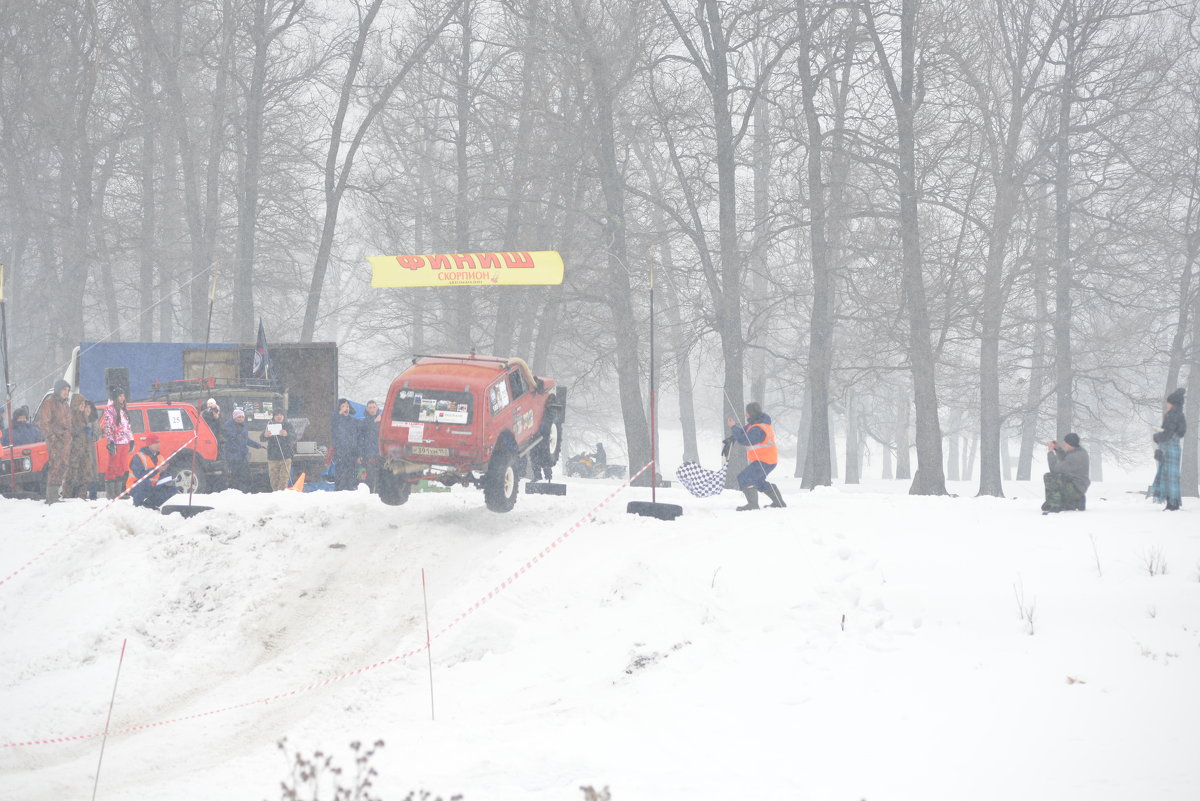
[2,0,1199,499]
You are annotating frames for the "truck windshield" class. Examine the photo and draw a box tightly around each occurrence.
[392,389,473,425]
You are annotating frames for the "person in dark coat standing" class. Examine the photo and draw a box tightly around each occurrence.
[1150,388,1186,511]
[38,379,74,504]
[259,408,295,491]
[63,393,100,499]
[330,398,362,491]
[358,399,382,493]
[1042,433,1090,513]
[223,408,264,492]
[726,402,786,510]
[2,406,42,446]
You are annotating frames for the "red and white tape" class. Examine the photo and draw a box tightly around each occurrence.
[2,461,656,749]
[0,436,200,590]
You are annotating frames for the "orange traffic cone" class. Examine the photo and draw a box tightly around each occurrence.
[289,472,306,492]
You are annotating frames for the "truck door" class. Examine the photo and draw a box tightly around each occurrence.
[505,368,536,448]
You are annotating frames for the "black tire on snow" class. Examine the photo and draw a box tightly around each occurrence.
[378,470,412,506]
[484,448,520,512]
[531,416,562,468]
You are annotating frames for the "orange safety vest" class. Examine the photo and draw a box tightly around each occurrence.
[746,422,778,465]
[126,450,162,490]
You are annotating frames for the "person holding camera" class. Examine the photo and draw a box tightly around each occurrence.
[1042,433,1090,513]
[100,387,134,499]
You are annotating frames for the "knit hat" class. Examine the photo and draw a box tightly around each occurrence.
[13,406,28,422]
[54,379,70,393]
[1166,387,1185,406]
[206,398,218,409]
[232,408,245,420]
[145,434,161,446]
[1063,432,1081,448]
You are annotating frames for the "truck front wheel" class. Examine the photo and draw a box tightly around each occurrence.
[378,470,411,506]
[484,448,519,512]
[171,454,208,494]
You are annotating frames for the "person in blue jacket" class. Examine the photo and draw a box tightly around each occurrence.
[2,406,42,446]
[330,398,362,491]
[358,399,382,492]
[726,402,786,511]
[223,408,264,492]
[128,435,178,509]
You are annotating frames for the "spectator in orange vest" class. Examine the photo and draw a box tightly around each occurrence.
[726,402,786,511]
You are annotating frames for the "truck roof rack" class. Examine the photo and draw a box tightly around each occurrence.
[148,376,280,400]
[411,353,509,366]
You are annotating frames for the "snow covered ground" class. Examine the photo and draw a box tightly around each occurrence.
[1,470,1197,801]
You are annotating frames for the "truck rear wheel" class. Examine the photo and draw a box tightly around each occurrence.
[484,448,520,512]
[378,470,412,506]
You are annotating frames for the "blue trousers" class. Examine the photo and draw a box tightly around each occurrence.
[737,461,775,492]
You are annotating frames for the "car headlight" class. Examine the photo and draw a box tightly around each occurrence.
[22,458,31,471]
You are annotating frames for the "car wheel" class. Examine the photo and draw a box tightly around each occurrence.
[484,448,520,512]
[378,470,411,506]
[532,417,562,468]
[171,454,207,494]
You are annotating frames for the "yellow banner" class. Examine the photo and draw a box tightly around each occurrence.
[368,250,564,288]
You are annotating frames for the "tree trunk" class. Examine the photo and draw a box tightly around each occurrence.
[1017,199,1051,480]
[867,0,945,494]
[452,0,474,351]
[493,0,540,355]
[895,395,912,480]
[798,0,833,489]
[137,11,156,342]
[1053,27,1076,435]
[1183,354,1199,497]
[844,390,859,484]
[573,0,650,481]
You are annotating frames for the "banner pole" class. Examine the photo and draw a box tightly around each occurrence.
[1,264,17,493]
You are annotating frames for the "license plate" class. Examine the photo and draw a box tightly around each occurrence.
[409,445,451,457]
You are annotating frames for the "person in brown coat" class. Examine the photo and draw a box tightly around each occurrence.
[63,394,100,499]
[38,379,75,504]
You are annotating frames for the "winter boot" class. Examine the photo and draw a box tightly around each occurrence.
[45,484,61,505]
[764,483,787,508]
[736,487,760,511]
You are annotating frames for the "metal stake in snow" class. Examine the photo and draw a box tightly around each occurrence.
[91,638,127,801]
[422,568,435,721]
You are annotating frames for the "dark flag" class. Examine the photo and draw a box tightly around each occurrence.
[252,319,271,379]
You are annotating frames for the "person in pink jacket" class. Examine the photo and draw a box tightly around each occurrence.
[100,387,134,499]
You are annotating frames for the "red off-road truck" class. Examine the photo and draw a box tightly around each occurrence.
[376,354,566,512]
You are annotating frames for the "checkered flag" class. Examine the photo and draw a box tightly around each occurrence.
[675,459,728,498]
